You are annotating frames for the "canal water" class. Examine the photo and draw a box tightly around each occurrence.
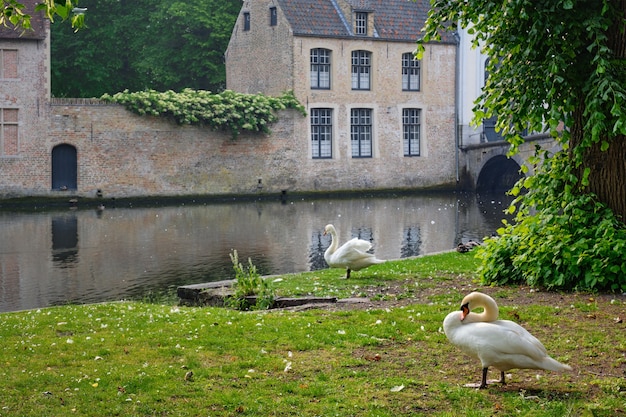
[0,192,513,312]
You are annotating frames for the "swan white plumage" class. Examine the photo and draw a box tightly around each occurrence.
[443,291,572,389]
[323,224,384,278]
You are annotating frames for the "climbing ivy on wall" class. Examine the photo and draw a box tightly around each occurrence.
[101,89,306,137]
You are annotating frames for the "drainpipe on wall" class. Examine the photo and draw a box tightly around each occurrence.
[454,31,461,184]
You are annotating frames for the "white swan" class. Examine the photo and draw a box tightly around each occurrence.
[323,224,384,278]
[443,291,572,388]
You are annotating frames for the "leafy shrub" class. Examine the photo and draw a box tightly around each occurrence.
[227,250,274,310]
[101,89,306,138]
[476,149,626,292]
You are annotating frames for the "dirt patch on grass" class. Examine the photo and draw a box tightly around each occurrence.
[307,275,626,408]
[325,274,626,314]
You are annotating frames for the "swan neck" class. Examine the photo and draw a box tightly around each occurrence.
[466,295,499,323]
[327,229,338,253]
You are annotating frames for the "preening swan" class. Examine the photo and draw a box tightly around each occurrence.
[443,292,572,389]
[323,224,384,278]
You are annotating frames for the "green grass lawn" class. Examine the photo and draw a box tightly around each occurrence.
[1,252,624,416]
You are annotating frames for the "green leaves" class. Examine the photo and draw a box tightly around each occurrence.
[421,0,626,292]
[101,89,306,138]
[227,250,275,310]
[477,150,626,292]
[51,0,241,97]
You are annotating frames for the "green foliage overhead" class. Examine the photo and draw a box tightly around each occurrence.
[1,0,85,30]
[418,0,626,159]
[419,0,626,292]
[101,89,306,137]
[50,0,241,97]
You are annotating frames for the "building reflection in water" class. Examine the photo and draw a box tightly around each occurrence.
[51,215,78,267]
[401,226,422,258]
[0,191,513,312]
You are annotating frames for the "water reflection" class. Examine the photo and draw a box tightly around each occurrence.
[51,215,78,267]
[401,226,422,258]
[0,192,513,312]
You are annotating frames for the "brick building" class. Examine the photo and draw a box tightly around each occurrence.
[0,0,461,199]
[0,1,51,196]
[225,0,459,191]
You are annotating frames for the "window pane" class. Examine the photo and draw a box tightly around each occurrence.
[311,108,332,159]
[351,109,372,157]
[402,53,420,91]
[351,51,370,90]
[402,108,420,156]
[355,12,367,35]
[360,68,370,89]
[319,67,330,88]
[311,49,331,90]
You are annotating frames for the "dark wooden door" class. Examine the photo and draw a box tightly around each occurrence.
[51,144,77,190]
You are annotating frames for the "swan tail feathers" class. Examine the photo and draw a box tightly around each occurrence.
[542,357,572,372]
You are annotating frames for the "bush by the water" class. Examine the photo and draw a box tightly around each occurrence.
[477,151,626,292]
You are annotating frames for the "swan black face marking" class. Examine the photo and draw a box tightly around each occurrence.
[460,303,470,321]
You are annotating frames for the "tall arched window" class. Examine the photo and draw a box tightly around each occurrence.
[402,53,420,91]
[351,50,371,90]
[310,48,331,89]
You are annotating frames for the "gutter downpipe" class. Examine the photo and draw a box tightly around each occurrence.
[454,31,461,184]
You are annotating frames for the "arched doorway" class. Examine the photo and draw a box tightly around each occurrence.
[476,155,524,193]
[51,144,77,191]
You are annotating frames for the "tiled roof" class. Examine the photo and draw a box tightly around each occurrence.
[276,0,456,43]
[276,0,352,38]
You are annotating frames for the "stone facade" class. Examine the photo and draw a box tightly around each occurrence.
[226,0,459,193]
[0,1,50,196]
[0,0,460,199]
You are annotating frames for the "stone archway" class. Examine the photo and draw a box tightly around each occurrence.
[476,155,524,193]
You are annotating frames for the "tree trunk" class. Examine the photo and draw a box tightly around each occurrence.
[572,0,626,223]
[584,134,626,222]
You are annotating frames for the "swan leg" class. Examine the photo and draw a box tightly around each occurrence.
[346,268,351,279]
[499,371,506,385]
[480,367,489,389]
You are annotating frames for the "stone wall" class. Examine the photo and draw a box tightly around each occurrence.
[42,102,305,198]
[0,98,459,199]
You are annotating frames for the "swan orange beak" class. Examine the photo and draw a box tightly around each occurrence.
[460,304,470,321]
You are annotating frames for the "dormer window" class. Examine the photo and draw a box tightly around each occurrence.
[355,12,368,36]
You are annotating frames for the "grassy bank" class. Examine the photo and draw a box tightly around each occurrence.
[1,252,624,416]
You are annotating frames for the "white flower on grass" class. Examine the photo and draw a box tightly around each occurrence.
[337,330,346,335]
